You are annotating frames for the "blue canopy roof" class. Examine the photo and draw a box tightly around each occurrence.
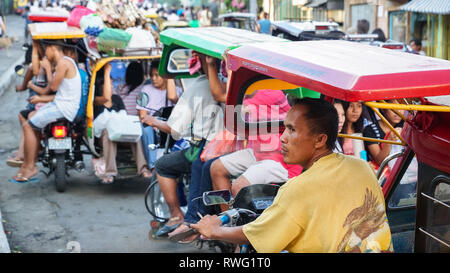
[399,0,450,15]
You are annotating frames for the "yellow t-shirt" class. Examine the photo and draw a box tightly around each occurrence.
[242,153,394,253]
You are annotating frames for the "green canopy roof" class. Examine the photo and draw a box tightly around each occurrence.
[159,27,288,59]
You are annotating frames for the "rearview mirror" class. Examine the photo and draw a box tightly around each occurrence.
[167,48,192,74]
[202,190,233,206]
[136,92,149,107]
[15,65,25,76]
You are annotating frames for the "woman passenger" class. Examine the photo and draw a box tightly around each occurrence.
[333,99,345,153]
[92,63,151,184]
[362,100,405,167]
[339,101,364,156]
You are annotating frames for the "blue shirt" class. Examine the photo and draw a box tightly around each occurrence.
[258,19,271,34]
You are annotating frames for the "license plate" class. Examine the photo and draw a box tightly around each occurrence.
[48,137,72,150]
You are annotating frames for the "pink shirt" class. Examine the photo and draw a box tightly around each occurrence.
[247,133,302,179]
[342,138,354,156]
[116,84,143,116]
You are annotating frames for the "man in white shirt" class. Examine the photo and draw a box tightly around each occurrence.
[141,53,224,237]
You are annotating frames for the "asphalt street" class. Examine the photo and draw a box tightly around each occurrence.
[0,15,213,253]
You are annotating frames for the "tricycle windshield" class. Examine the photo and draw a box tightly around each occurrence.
[227,40,450,102]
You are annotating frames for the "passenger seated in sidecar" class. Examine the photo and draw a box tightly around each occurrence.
[91,62,152,184]
[137,60,183,171]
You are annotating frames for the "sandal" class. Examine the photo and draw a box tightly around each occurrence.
[168,223,199,244]
[155,216,182,238]
[100,175,115,185]
[9,172,40,184]
[6,157,23,168]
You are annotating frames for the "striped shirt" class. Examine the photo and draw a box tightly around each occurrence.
[115,84,143,116]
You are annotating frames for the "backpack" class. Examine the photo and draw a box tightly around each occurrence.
[74,68,89,124]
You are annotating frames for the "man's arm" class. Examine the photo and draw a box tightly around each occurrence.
[29,94,55,104]
[206,56,227,103]
[49,58,69,92]
[94,64,113,108]
[140,114,173,134]
[190,215,250,245]
[166,79,179,103]
[27,82,51,95]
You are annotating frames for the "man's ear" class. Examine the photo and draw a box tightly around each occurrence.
[314,133,328,150]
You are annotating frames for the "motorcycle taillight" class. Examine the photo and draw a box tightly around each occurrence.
[52,126,67,138]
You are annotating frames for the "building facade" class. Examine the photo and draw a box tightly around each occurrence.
[343,0,408,34]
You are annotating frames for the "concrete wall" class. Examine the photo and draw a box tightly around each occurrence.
[344,0,408,35]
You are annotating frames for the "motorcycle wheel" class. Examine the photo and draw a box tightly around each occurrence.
[144,175,189,222]
[54,153,66,193]
[145,176,171,222]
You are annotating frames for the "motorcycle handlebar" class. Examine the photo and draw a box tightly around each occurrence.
[219,214,230,225]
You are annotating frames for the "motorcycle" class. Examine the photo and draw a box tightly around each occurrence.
[170,183,281,253]
[39,117,88,192]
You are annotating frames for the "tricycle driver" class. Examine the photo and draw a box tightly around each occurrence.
[192,98,394,253]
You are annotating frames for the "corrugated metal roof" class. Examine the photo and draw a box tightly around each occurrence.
[399,0,450,15]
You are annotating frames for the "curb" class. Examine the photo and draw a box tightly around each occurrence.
[0,55,25,98]
[0,209,11,253]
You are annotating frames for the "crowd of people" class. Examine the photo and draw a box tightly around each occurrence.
[6,35,403,251]
[4,2,424,253]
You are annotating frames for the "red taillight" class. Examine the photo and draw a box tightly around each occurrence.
[315,25,329,30]
[52,126,67,138]
[382,44,403,50]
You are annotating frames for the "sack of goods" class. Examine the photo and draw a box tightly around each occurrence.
[67,5,95,28]
[124,27,157,55]
[97,27,132,56]
[80,13,104,36]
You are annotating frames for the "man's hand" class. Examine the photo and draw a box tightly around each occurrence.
[41,58,51,71]
[28,95,42,104]
[205,55,216,66]
[190,215,223,240]
[388,128,403,141]
[141,115,158,127]
[104,63,112,74]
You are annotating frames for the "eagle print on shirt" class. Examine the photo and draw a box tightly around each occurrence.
[337,188,393,253]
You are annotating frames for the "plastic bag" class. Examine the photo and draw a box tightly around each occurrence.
[93,108,113,138]
[67,6,95,28]
[97,28,132,56]
[80,13,104,36]
[200,130,245,162]
[106,112,142,143]
[87,35,98,50]
[125,27,156,50]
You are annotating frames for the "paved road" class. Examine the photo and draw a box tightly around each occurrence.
[0,82,216,253]
[0,15,213,253]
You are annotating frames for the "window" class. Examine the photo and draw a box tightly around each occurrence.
[351,4,375,33]
[389,11,408,43]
